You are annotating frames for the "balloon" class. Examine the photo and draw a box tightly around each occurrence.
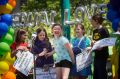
[75,7,85,23]
[112,18,120,32]
[0,14,12,26]
[107,9,119,22]
[107,3,113,10]
[0,3,13,14]
[0,0,8,5]
[91,4,98,16]
[0,33,14,45]
[50,10,56,25]
[9,65,16,73]
[0,22,9,36]
[0,42,10,56]
[8,0,16,8]
[8,28,14,36]
[1,71,16,79]
[0,61,9,74]
[40,11,50,25]
[64,9,69,24]
[4,52,15,65]
[110,0,120,10]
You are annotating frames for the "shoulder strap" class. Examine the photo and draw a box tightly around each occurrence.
[77,36,85,47]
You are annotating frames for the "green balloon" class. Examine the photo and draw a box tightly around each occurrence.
[8,28,14,36]
[0,33,14,45]
[0,42,10,56]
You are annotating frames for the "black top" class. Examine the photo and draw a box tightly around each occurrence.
[93,27,109,60]
[31,40,54,67]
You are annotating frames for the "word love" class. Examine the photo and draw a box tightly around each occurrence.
[12,4,106,27]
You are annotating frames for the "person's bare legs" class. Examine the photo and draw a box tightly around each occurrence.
[62,67,70,79]
[56,67,62,79]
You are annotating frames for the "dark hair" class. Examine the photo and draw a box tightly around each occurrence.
[92,14,104,24]
[75,23,85,35]
[51,23,62,30]
[15,29,27,43]
[35,28,50,48]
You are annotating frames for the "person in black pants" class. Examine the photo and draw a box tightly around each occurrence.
[90,14,109,79]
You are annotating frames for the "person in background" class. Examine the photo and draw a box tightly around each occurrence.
[51,23,75,79]
[31,28,54,68]
[70,23,92,79]
[10,29,29,79]
[90,14,109,79]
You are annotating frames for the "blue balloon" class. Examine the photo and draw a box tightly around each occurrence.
[0,22,9,36]
[107,9,119,22]
[107,3,113,10]
[0,14,12,26]
[112,18,120,32]
[110,0,120,10]
[0,35,2,39]
[0,0,8,5]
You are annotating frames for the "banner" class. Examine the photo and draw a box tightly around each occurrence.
[13,51,34,76]
[113,31,120,35]
[91,37,117,51]
[76,49,92,72]
[36,68,56,79]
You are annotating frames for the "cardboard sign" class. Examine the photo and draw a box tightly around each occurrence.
[91,37,117,51]
[14,51,34,76]
[76,50,92,72]
[36,68,56,79]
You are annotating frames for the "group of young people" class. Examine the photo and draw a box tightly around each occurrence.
[10,14,110,79]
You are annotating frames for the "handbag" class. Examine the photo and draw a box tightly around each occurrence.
[72,37,85,55]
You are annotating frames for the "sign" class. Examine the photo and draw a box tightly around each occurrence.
[36,68,56,79]
[113,31,120,35]
[76,49,92,72]
[91,37,117,51]
[13,51,34,76]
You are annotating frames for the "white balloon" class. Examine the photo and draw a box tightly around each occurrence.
[12,13,21,27]
[40,11,50,25]
[75,7,85,23]
[50,10,56,25]
[19,12,27,27]
[91,4,98,15]
[33,12,39,26]
[84,6,91,20]
[64,9,75,25]
[65,20,75,25]
[98,4,107,14]
[64,9,69,24]
[27,12,33,23]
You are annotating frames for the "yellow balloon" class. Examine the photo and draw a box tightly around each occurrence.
[0,3,13,14]
[0,61,9,74]
[4,52,15,65]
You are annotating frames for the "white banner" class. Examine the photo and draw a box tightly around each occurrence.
[13,51,34,76]
[36,68,56,79]
[113,31,120,35]
[91,37,117,51]
[76,49,92,72]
